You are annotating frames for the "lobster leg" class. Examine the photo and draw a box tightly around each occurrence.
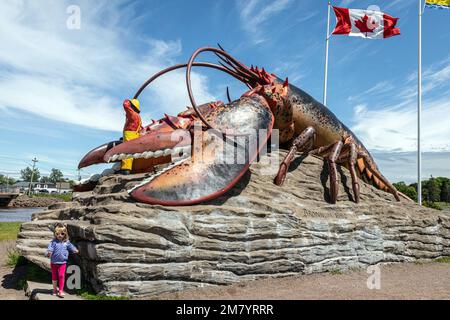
[337,142,360,203]
[309,142,336,157]
[325,141,344,204]
[359,152,400,201]
[274,126,316,186]
[308,140,346,203]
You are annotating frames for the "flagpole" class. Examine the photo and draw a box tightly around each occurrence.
[323,1,331,106]
[418,0,423,205]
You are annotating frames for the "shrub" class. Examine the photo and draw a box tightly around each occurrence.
[6,249,27,268]
[423,201,443,210]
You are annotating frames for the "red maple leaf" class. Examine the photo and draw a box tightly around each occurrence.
[354,15,379,35]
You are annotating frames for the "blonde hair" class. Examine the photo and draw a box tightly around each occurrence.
[53,223,69,241]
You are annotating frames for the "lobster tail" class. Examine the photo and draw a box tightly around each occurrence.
[356,158,388,192]
[354,156,412,202]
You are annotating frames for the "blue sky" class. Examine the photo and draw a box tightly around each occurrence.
[0,0,449,183]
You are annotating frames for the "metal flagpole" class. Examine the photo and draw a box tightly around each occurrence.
[323,1,331,106]
[418,0,423,205]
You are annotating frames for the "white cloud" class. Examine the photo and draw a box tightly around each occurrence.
[0,0,215,132]
[373,151,450,183]
[237,0,294,44]
[350,58,450,153]
[353,98,450,152]
[337,0,409,12]
[384,0,412,11]
[338,0,356,7]
[353,104,367,116]
[347,81,394,102]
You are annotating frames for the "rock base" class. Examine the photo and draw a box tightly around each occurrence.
[17,151,450,297]
[9,195,64,208]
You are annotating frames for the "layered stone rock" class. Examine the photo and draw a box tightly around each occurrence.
[16,152,450,297]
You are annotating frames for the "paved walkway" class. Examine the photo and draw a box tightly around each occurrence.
[25,281,82,300]
[153,262,450,300]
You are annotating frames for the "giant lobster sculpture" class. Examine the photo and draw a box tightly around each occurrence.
[78,46,408,205]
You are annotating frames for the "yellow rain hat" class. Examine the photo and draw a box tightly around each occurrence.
[130,99,140,111]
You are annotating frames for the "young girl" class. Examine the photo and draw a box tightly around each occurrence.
[46,223,79,297]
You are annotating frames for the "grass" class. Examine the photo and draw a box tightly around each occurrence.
[329,268,343,275]
[79,291,130,300]
[435,257,450,263]
[31,193,72,202]
[75,282,130,300]
[0,222,22,241]
[6,249,27,267]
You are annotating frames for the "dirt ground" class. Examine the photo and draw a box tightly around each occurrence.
[153,263,450,300]
[0,240,27,300]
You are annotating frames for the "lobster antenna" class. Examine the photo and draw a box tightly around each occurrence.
[226,86,232,103]
[214,45,257,83]
[217,43,226,51]
[213,43,259,81]
[217,61,253,85]
[186,46,258,136]
[216,43,254,75]
[133,62,247,99]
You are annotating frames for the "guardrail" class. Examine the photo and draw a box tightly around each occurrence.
[0,187,21,193]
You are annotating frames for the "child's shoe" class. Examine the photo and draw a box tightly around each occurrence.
[57,291,65,298]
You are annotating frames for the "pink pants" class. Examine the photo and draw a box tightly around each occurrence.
[51,263,66,292]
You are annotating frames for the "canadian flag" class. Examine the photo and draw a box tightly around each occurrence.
[332,6,400,39]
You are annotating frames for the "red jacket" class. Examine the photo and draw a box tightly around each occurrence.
[123,100,142,132]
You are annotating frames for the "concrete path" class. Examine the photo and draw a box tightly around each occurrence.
[152,262,450,300]
[25,281,82,300]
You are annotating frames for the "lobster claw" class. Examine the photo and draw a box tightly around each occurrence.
[130,95,274,205]
[78,140,122,169]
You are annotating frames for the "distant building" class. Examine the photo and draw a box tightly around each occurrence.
[0,185,20,193]
[13,181,35,193]
[12,181,72,194]
[34,183,58,193]
[55,182,72,194]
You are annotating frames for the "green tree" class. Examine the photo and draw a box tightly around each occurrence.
[49,168,64,183]
[20,167,40,183]
[423,201,443,210]
[427,176,440,203]
[404,186,418,202]
[0,174,16,186]
[393,182,408,193]
[39,176,50,183]
[393,182,418,202]
[441,181,450,203]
